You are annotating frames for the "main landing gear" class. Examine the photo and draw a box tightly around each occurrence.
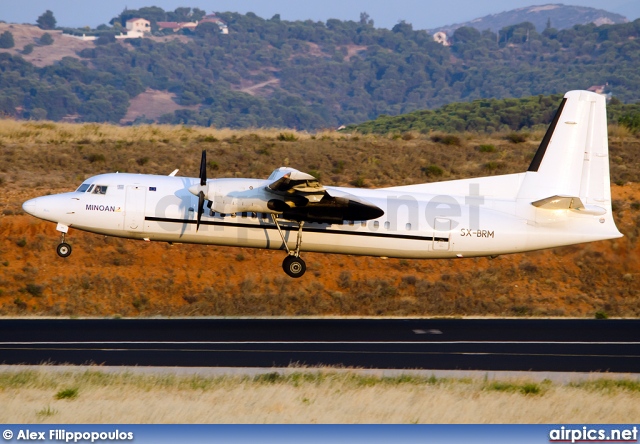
[271,215,306,278]
[56,232,72,258]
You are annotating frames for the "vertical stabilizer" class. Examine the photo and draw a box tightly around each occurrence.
[517,90,611,208]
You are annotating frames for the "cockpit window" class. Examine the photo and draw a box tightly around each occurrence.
[86,184,95,193]
[92,185,108,195]
[76,183,91,193]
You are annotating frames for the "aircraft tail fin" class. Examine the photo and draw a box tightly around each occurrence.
[517,90,613,211]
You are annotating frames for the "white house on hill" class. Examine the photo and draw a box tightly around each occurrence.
[121,18,151,38]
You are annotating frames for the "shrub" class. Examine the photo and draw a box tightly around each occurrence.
[55,388,79,400]
[0,31,15,49]
[86,153,105,163]
[25,284,44,297]
[431,134,461,146]
[505,132,526,143]
[478,144,496,152]
[421,165,444,177]
[22,44,34,54]
[277,132,298,142]
[40,33,54,46]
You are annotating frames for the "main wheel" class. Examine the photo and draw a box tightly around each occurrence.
[56,242,72,258]
[283,255,306,278]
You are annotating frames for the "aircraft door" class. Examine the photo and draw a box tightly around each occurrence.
[433,217,451,251]
[124,185,147,232]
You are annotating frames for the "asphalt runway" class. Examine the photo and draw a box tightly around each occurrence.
[1,319,639,373]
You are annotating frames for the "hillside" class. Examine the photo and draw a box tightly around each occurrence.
[346,94,640,134]
[431,4,628,34]
[0,10,640,129]
[0,121,638,317]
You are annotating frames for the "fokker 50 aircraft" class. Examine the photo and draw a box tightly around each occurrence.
[23,90,622,278]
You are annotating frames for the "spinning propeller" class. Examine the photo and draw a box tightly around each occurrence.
[188,150,208,231]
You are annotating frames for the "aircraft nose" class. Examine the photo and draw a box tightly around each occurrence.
[22,198,38,216]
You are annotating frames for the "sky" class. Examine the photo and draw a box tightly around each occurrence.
[2,0,639,30]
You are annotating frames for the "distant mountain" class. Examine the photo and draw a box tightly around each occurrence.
[431,3,628,34]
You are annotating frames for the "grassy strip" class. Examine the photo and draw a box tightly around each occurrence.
[1,369,639,423]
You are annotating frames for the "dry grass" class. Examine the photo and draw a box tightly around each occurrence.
[0,119,324,145]
[0,369,638,423]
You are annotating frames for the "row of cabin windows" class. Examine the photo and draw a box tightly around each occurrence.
[208,211,412,231]
[350,220,411,231]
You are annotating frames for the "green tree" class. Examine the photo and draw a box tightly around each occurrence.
[0,31,15,49]
[36,10,57,30]
[40,33,53,45]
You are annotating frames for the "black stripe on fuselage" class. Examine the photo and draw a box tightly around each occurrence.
[145,216,448,242]
[528,97,568,172]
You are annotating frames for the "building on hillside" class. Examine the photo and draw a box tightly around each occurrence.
[198,13,229,34]
[587,83,612,100]
[157,21,198,32]
[123,18,150,38]
[433,31,450,46]
[587,84,606,95]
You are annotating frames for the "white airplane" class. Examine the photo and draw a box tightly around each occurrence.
[23,90,622,278]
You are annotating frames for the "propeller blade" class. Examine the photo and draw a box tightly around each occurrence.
[197,191,205,232]
[199,150,207,186]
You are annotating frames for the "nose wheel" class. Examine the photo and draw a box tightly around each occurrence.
[271,215,306,278]
[283,255,306,278]
[56,232,72,258]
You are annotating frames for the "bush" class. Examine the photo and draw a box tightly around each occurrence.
[430,134,461,146]
[0,31,15,48]
[86,153,105,163]
[95,34,116,45]
[478,144,496,152]
[421,165,444,177]
[25,284,44,297]
[40,33,54,45]
[22,44,34,54]
[595,311,608,319]
[505,132,526,143]
[55,388,79,400]
[277,132,298,142]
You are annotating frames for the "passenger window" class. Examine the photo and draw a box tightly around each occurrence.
[372,221,380,230]
[92,185,108,195]
[384,221,390,230]
[406,223,412,231]
[76,183,90,193]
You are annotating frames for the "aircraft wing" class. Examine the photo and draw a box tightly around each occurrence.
[267,168,326,203]
[264,167,383,223]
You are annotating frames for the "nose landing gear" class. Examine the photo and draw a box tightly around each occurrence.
[271,215,306,278]
[56,232,72,258]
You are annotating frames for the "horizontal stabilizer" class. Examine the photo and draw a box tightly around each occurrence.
[532,195,584,210]
[532,195,606,215]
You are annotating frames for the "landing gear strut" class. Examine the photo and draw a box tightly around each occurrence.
[271,215,306,278]
[56,232,72,258]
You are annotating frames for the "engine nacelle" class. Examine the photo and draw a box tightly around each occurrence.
[206,179,276,215]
